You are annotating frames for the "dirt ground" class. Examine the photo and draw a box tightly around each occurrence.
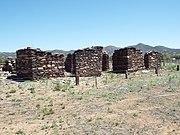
[0,67,179,135]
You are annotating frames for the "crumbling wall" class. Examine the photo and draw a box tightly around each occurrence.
[102,52,109,71]
[136,49,145,70]
[16,47,64,80]
[65,53,73,73]
[112,47,144,72]
[144,51,161,69]
[72,46,103,77]
[2,58,16,73]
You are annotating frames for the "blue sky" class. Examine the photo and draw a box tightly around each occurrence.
[0,0,180,52]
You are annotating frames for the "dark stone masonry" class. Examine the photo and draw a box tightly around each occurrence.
[144,51,161,69]
[16,47,64,80]
[112,47,144,72]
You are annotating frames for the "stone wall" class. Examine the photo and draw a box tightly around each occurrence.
[65,47,104,77]
[65,53,73,73]
[16,47,64,80]
[112,47,144,72]
[2,58,16,73]
[102,52,109,71]
[144,51,161,69]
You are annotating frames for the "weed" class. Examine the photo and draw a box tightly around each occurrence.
[18,84,23,89]
[59,117,64,123]
[11,99,23,102]
[51,121,59,135]
[11,98,16,102]
[102,75,108,84]
[53,80,73,92]
[9,89,16,93]
[9,112,15,115]
[77,96,83,100]
[41,125,50,130]
[110,73,115,79]
[36,98,45,101]
[99,92,118,101]
[36,104,41,109]
[16,99,23,102]
[165,88,177,92]
[40,77,48,83]
[87,117,92,122]
[107,107,113,113]
[165,65,176,71]
[132,113,138,117]
[6,94,11,98]
[48,100,53,106]
[28,87,35,94]
[42,107,54,116]
[61,104,65,109]
[16,130,26,135]
[53,82,63,91]
[177,102,180,107]
[21,110,28,114]
[112,133,123,135]
[71,113,77,118]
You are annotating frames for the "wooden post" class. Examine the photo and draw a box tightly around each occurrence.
[125,70,128,79]
[95,76,98,88]
[177,65,179,71]
[155,67,159,76]
[75,75,79,85]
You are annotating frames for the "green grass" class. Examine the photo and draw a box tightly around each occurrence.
[53,80,73,92]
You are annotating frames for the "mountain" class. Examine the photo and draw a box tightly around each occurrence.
[129,43,180,54]
[0,52,16,57]
[0,43,180,57]
[47,49,75,55]
[103,45,120,55]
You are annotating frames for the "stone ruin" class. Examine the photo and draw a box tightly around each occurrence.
[65,46,108,77]
[73,46,103,77]
[144,51,161,69]
[16,47,64,80]
[65,53,73,73]
[112,47,144,72]
[136,49,145,70]
[102,52,109,71]
[2,57,16,73]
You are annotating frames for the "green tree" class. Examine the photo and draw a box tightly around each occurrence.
[161,52,171,66]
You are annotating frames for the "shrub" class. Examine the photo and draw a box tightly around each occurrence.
[42,107,54,116]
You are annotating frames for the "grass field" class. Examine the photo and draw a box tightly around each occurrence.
[0,66,179,135]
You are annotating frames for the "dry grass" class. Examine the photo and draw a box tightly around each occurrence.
[0,67,179,135]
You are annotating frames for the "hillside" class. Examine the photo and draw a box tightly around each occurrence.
[1,43,180,57]
[129,43,180,54]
